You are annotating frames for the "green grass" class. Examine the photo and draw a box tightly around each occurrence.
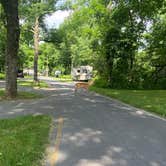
[0,73,5,80]
[0,89,43,100]
[90,86,166,117]
[0,115,51,166]
[54,75,72,82]
[24,75,33,79]
[17,80,49,88]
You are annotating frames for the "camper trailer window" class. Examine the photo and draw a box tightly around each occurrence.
[77,69,80,73]
[83,69,88,73]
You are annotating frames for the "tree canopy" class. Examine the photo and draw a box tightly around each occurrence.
[45,0,166,89]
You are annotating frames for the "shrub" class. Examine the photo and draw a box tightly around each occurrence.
[93,77,110,88]
[0,73,5,80]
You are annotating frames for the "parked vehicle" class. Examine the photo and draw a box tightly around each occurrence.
[23,68,34,76]
[71,66,93,81]
[17,69,24,78]
[55,70,61,78]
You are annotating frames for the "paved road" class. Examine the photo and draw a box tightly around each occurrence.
[0,78,166,166]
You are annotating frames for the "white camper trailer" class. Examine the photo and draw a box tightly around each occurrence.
[71,66,93,81]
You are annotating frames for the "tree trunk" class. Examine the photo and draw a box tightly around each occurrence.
[0,0,20,98]
[33,17,39,81]
[105,49,114,83]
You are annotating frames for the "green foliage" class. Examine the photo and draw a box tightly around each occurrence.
[17,0,58,76]
[20,0,57,24]
[19,44,34,69]
[145,13,166,89]
[93,77,110,88]
[56,0,165,89]
[39,42,69,75]
[0,73,5,79]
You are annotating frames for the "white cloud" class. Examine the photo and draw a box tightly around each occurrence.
[45,10,70,29]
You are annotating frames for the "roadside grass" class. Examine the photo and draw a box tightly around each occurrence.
[24,75,33,79]
[0,115,51,166]
[90,86,166,117]
[54,75,72,82]
[0,89,43,100]
[17,79,49,88]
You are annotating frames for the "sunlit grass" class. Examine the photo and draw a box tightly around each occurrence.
[17,79,49,88]
[90,87,166,117]
[0,89,43,100]
[54,75,72,82]
[0,115,51,166]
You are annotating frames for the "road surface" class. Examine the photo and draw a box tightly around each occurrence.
[0,78,166,166]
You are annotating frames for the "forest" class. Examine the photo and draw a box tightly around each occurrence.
[0,0,166,98]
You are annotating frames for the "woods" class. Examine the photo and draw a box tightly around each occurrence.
[54,0,166,89]
[0,0,166,98]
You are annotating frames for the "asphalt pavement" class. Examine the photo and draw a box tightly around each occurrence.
[0,78,166,166]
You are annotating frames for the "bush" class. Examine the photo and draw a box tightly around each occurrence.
[93,77,110,88]
[94,71,166,90]
[155,78,166,89]
[0,73,5,80]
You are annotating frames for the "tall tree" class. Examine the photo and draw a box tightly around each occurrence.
[146,13,166,88]
[0,0,20,98]
[20,0,57,81]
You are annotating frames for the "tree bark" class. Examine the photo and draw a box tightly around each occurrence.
[33,17,39,81]
[0,0,20,98]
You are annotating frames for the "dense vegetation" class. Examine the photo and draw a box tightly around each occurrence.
[0,0,166,98]
[54,0,166,89]
[43,0,166,89]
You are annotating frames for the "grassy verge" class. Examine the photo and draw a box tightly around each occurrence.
[54,75,72,82]
[17,79,49,88]
[90,86,166,117]
[0,89,43,100]
[0,115,51,166]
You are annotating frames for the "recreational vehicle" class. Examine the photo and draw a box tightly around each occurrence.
[71,66,93,81]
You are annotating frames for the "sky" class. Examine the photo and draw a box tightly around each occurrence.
[45,10,71,29]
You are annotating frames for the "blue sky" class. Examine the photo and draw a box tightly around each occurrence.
[45,10,70,29]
